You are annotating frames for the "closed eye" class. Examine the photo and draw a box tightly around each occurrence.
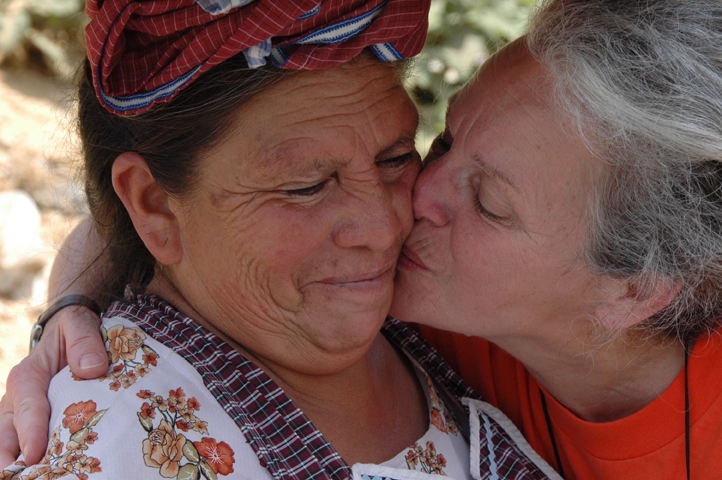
[474,197,505,222]
[284,180,327,197]
[377,151,416,168]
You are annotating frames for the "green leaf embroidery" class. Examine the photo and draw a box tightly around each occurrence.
[199,460,217,480]
[137,412,153,433]
[70,427,88,444]
[183,441,200,464]
[142,345,157,357]
[177,464,200,480]
[87,409,107,428]
[100,327,108,344]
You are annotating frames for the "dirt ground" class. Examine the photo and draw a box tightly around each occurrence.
[0,67,85,398]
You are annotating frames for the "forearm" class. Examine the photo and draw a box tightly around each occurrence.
[48,215,109,302]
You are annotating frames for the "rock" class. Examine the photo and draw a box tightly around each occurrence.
[0,189,53,299]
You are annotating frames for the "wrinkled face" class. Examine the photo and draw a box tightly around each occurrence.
[169,58,420,373]
[391,40,608,342]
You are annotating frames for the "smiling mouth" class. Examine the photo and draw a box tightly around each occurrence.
[318,265,395,291]
[398,246,429,271]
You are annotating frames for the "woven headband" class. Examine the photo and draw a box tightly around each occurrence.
[85,0,431,115]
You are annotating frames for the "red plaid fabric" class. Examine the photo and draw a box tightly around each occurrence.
[85,0,430,114]
[105,294,556,480]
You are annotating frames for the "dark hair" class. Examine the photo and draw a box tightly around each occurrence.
[79,54,290,304]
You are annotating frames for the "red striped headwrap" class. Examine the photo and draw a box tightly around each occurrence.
[85,0,431,115]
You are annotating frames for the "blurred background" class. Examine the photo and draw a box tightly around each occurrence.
[0,0,532,397]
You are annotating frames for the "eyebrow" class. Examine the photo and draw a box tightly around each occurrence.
[472,154,518,190]
[376,130,418,160]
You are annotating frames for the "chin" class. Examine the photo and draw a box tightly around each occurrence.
[307,307,388,351]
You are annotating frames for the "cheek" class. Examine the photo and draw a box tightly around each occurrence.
[238,204,332,278]
[184,202,331,297]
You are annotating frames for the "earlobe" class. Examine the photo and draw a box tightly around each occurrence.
[596,278,682,331]
[111,152,183,265]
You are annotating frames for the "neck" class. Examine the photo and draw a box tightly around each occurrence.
[145,276,428,464]
[496,326,686,422]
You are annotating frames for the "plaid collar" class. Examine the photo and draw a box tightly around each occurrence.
[106,294,552,480]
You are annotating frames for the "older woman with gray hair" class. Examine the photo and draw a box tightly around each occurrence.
[398,0,722,478]
[4,0,722,478]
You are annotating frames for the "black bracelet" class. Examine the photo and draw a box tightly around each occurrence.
[29,295,103,353]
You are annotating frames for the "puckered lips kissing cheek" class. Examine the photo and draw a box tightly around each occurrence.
[392,225,450,323]
[398,227,441,274]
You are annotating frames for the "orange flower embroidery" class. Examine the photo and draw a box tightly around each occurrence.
[30,403,105,480]
[430,409,448,433]
[405,441,448,475]
[138,388,234,478]
[142,419,186,478]
[194,438,235,476]
[71,455,102,475]
[0,462,26,480]
[140,402,155,419]
[137,390,154,399]
[107,325,147,363]
[62,400,97,434]
[53,441,64,456]
[187,397,200,411]
[143,352,158,366]
[176,419,191,432]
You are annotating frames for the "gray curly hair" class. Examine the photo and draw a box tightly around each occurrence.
[526,0,722,341]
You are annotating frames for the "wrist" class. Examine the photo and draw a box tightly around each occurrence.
[30,295,103,353]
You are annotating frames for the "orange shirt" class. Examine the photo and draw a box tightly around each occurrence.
[419,325,722,480]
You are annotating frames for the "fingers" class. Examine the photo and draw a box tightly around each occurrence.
[2,358,54,466]
[58,306,108,380]
[0,397,20,468]
[0,305,106,467]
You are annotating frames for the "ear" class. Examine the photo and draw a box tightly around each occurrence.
[595,277,682,331]
[112,152,183,265]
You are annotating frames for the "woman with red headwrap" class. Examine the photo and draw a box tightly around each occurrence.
[0,1,557,479]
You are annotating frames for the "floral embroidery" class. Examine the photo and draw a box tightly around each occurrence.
[405,441,447,475]
[73,324,159,392]
[137,388,235,479]
[2,401,107,480]
[0,462,26,480]
[426,374,459,436]
[62,401,98,434]
[398,374,464,476]
[193,438,235,476]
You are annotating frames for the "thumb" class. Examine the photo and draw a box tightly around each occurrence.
[58,306,108,379]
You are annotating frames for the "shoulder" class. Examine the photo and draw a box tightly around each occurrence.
[5,312,270,480]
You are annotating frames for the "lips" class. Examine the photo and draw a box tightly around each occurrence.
[318,264,395,286]
[399,245,429,271]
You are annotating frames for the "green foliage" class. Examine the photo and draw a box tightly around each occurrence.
[0,0,86,81]
[408,0,533,154]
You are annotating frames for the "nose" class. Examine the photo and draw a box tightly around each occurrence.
[412,155,452,226]
[332,181,404,251]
